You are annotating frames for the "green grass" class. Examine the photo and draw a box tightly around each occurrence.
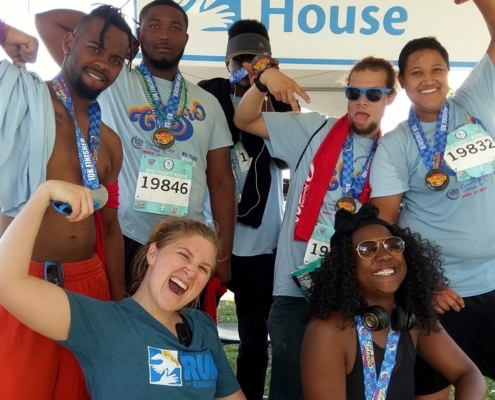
[450,381,495,399]
[217,298,271,396]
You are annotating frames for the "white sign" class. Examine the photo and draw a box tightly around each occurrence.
[136,0,489,70]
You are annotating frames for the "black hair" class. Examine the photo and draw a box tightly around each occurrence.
[227,19,269,41]
[139,0,188,29]
[304,225,448,335]
[76,5,135,64]
[398,36,450,76]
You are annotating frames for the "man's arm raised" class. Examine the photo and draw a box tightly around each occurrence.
[1,20,38,68]
[234,68,310,139]
[469,0,495,63]
[35,9,84,67]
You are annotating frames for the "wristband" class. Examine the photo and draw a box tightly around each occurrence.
[0,20,5,46]
[254,71,268,93]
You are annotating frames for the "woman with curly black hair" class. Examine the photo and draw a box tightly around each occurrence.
[301,204,485,400]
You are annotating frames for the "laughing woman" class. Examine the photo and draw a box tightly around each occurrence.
[0,180,245,400]
[301,204,485,400]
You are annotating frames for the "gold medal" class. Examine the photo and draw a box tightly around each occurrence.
[251,55,271,74]
[335,196,357,213]
[153,128,175,149]
[425,168,449,191]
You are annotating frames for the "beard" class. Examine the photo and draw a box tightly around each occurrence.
[350,119,379,137]
[71,74,103,101]
[141,45,184,70]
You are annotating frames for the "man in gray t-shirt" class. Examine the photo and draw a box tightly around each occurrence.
[234,57,396,400]
[36,0,236,296]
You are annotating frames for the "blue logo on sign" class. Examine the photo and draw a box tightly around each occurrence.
[176,0,240,31]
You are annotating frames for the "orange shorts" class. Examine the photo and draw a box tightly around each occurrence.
[0,256,110,400]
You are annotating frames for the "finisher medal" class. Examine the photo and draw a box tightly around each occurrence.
[425,168,449,191]
[335,196,357,213]
[251,55,271,74]
[153,128,176,149]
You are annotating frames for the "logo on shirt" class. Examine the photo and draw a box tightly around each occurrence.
[446,188,460,200]
[147,346,219,389]
[131,136,144,149]
[127,100,207,142]
[148,347,183,386]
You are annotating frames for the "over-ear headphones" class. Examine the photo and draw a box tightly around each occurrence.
[362,305,416,332]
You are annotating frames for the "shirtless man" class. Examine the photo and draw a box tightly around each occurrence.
[0,7,132,400]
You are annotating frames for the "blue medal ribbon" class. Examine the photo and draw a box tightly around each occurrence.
[354,315,400,400]
[136,62,184,129]
[51,74,100,190]
[229,67,249,85]
[341,133,379,199]
[408,103,450,170]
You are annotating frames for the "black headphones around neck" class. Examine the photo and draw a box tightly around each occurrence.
[362,305,416,332]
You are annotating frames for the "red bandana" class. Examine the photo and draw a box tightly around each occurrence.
[294,115,377,241]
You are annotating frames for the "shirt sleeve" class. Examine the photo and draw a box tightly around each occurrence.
[58,291,124,368]
[370,127,411,198]
[262,112,330,169]
[451,54,495,118]
[206,319,240,398]
[208,96,233,151]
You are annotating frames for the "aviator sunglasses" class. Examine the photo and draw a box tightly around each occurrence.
[355,237,405,259]
[344,86,392,102]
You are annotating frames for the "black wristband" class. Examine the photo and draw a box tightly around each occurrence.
[254,72,268,93]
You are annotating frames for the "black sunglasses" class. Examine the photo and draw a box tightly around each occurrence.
[344,86,392,102]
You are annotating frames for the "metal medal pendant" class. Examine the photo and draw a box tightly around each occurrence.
[92,185,109,210]
[251,55,271,74]
[153,128,175,149]
[425,168,449,191]
[335,196,357,213]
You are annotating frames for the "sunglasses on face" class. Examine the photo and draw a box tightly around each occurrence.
[232,54,255,63]
[355,237,405,259]
[344,86,392,102]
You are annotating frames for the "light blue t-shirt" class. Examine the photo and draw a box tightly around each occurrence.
[263,112,375,297]
[0,60,55,217]
[98,67,232,244]
[370,54,495,297]
[61,292,240,400]
[231,95,283,256]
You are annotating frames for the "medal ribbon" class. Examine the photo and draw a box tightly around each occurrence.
[341,133,379,198]
[51,74,100,190]
[467,115,486,130]
[354,315,400,400]
[136,62,184,130]
[408,103,449,170]
[229,67,249,85]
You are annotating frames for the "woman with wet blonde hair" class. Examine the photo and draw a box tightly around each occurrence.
[0,180,245,400]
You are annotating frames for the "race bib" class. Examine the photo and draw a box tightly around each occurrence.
[234,141,252,174]
[303,223,334,265]
[444,124,495,181]
[134,154,192,216]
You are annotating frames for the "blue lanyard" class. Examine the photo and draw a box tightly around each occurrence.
[408,103,450,170]
[354,316,400,400]
[51,74,100,190]
[341,133,378,198]
[136,62,184,130]
[229,67,249,85]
